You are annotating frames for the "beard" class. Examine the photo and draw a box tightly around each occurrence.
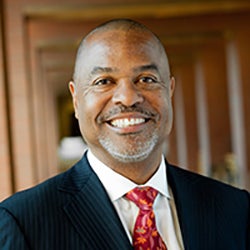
[98,130,159,163]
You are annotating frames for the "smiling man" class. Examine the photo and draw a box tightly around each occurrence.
[0,19,249,250]
[69,20,175,183]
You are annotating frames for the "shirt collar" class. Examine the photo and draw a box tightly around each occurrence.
[87,150,170,202]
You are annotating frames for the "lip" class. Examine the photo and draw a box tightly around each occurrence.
[105,113,152,134]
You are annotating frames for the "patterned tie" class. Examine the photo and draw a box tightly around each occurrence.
[126,186,167,250]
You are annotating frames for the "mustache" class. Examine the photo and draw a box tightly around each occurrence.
[98,104,157,122]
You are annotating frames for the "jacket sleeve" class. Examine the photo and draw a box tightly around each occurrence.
[0,207,30,250]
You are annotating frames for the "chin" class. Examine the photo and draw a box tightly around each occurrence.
[110,151,151,163]
[99,132,159,164]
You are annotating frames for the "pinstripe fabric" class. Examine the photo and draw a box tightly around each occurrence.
[0,155,132,250]
[0,153,249,250]
[167,164,250,250]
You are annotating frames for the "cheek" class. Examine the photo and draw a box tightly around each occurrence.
[77,97,96,123]
[153,93,173,128]
[77,93,109,127]
[76,97,100,144]
[147,91,169,112]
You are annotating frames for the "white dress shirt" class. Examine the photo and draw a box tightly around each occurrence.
[87,150,184,250]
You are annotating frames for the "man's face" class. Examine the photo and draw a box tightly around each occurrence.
[70,29,175,164]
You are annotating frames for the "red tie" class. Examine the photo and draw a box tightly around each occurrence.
[126,186,167,250]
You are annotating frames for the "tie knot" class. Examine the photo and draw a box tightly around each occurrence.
[126,186,158,210]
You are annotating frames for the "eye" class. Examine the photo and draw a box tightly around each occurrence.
[93,78,114,86]
[135,75,165,90]
[139,76,157,84]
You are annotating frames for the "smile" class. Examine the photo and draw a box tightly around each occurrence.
[110,118,146,128]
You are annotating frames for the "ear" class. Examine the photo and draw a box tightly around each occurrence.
[69,81,79,119]
[169,76,175,98]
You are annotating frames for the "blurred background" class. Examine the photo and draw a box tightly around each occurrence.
[0,0,249,201]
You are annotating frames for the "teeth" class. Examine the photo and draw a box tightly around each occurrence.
[111,118,145,128]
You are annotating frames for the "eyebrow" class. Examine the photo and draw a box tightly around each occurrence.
[90,64,159,76]
[133,64,159,73]
[90,66,117,75]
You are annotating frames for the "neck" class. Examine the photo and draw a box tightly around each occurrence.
[90,147,163,184]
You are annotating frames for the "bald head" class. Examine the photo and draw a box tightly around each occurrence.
[73,19,170,83]
[80,19,161,49]
[88,18,150,36]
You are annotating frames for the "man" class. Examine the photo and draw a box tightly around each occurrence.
[0,19,249,250]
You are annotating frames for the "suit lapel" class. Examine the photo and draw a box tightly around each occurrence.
[59,155,219,249]
[59,155,132,250]
[167,163,217,250]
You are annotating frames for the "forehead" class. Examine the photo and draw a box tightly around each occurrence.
[85,29,161,58]
[86,27,155,45]
[74,29,168,80]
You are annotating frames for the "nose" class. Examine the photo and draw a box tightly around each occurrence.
[112,80,144,107]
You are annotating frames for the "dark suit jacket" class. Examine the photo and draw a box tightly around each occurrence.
[0,153,249,250]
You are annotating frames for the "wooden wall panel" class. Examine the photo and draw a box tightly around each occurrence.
[3,0,35,191]
[0,5,12,200]
[201,42,231,166]
[178,63,199,172]
[235,30,250,189]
